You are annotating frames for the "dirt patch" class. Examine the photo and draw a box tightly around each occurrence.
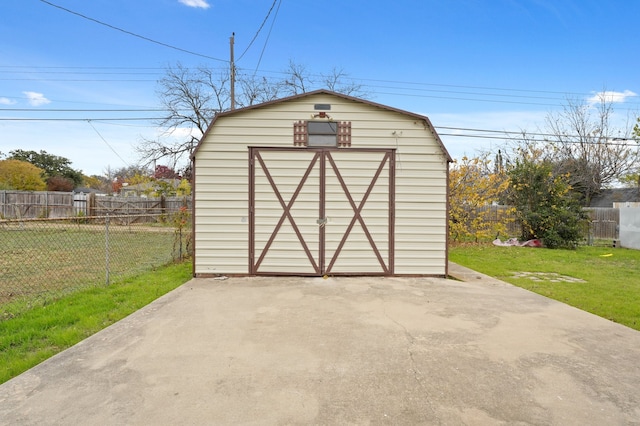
[512,272,586,283]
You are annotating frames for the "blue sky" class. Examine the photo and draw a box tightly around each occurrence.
[1,0,639,176]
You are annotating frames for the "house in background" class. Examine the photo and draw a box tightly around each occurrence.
[590,188,640,208]
[191,90,452,277]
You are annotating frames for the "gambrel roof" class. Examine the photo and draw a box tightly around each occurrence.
[192,89,452,162]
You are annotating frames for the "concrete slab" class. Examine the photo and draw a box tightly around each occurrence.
[1,264,640,425]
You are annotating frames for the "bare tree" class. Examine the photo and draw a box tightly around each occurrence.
[282,60,311,96]
[137,60,371,172]
[543,96,639,204]
[321,66,368,98]
[282,61,368,98]
[136,63,230,172]
[236,74,283,107]
[492,95,639,205]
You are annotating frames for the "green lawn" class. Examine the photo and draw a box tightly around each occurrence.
[449,244,640,331]
[0,261,192,385]
[1,223,178,304]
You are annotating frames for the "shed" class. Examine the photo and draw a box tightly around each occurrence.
[192,90,452,277]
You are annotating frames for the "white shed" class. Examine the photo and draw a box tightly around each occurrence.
[192,90,452,277]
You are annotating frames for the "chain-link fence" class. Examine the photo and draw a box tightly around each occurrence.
[1,211,192,318]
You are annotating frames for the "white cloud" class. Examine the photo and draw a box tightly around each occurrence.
[0,97,16,105]
[587,90,637,104]
[178,0,210,8]
[23,91,51,106]
[158,126,203,141]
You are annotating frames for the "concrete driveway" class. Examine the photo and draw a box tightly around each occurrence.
[1,264,640,425]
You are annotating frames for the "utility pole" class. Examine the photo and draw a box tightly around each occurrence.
[230,32,235,110]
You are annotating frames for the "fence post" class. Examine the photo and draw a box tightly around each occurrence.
[105,214,110,285]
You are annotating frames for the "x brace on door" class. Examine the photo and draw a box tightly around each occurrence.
[249,147,395,276]
[324,151,392,274]
[252,150,322,274]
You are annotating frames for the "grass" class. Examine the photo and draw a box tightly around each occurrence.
[449,243,640,331]
[1,222,179,303]
[0,261,192,385]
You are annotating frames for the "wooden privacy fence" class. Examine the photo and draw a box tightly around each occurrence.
[0,191,75,219]
[1,191,191,221]
[460,205,619,242]
[87,194,190,224]
[584,207,619,240]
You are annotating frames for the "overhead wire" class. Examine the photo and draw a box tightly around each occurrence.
[7,2,633,162]
[237,0,279,62]
[0,117,161,121]
[252,0,282,75]
[23,2,638,110]
[2,63,638,110]
[86,120,131,166]
[0,108,164,112]
[435,132,637,147]
[0,114,635,146]
[38,0,227,63]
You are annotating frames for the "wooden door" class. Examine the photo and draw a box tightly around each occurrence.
[249,147,394,276]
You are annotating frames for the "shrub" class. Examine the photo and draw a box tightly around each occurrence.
[507,156,587,249]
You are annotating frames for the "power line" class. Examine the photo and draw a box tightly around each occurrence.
[237,0,279,62]
[0,117,162,121]
[38,0,227,63]
[0,62,608,104]
[87,120,131,166]
[435,130,637,146]
[0,63,609,100]
[0,108,164,112]
[0,79,152,82]
[253,0,282,75]
[0,65,165,69]
[2,63,637,110]
[0,71,162,76]
[436,126,574,139]
[0,113,635,145]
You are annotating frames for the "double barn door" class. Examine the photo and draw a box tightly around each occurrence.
[249,147,395,276]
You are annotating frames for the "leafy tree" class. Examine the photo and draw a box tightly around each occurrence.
[154,165,180,179]
[123,172,149,187]
[176,179,191,197]
[148,180,177,197]
[82,174,107,190]
[449,155,512,242]
[617,172,640,188]
[0,159,47,191]
[46,175,74,192]
[506,148,587,249]
[8,150,83,188]
[109,165,151,183]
